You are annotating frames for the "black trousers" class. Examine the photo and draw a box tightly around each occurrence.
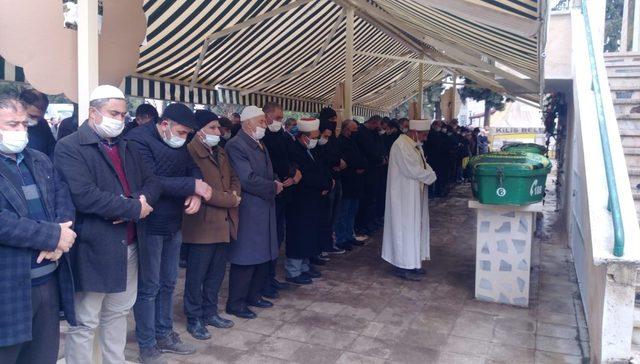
[0,276,60,364]
[227,262,269,311]
[356,168,379,232]
[263,198,288,293]
[183,243,228,320]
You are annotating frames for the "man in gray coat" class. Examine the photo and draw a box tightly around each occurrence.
[224,105,282,319]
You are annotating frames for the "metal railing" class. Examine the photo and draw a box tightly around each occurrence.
[581,0,625,256]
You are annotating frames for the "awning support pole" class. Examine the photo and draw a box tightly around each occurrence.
[417,63,424,119]
[344,7,354,120]
[77,0,99,124]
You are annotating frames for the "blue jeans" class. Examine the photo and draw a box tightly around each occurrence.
[284,258,310,278]
[134,231,182,348]
[335,198,359,244]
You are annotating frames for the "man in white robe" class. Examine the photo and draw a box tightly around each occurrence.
[381,119,437,281]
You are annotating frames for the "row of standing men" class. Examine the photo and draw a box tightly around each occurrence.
[0,85,404,364]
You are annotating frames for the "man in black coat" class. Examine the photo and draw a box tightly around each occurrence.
[260,102,300,297]
[20,89,56,157]
[126,103,212,362]
[285,118,332,285]
[0,91,77,364]
[317,112,346,255]
[354,115,384,235]
[334,120,367,251]
[123,103,159,136]
[54,85,161,364]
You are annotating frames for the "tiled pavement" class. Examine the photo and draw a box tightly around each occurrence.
[62,184,590,363]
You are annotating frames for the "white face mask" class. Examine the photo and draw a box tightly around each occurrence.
[318,136,329,146]
[0,130,29,154]
[252,126,266,140]
[95,111,125,138]
[307,138,318,149]
[202,133,220,147]
[401,127,409,133]
[163,123,186,148]
[268,121,282,132]
[222,131,232,140]
[378,129,386,135]
[27,118,38,127]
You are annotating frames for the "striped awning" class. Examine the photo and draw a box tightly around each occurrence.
[0,56,386,117]
[3,1,545,114]
[136,0,543,111]
[0,56,25,83]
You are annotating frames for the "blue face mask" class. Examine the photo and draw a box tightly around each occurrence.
[290,126,299,137]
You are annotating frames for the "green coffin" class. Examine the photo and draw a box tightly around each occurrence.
[469,152,552,205]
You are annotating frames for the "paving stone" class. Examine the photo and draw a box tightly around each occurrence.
[290,343,343,364]
[273,323,315,342]
[536,322,581,340]
[307,327,359,350]
[340,305,382,321]
[294,309,369,335]
[443,335,490,356]
[399,327,449,350]
[491,328,536,349]
[388,343,440,364]
[210,329,267,351]
[374,307,420,327]
[494,316,537,333]
[234,317,284,336]
[359,321,410,345]
[253,336,305,360]
[536,335,583,356]
[486,343,535,364]
[184,344,246,363]
[451,311,496,340]
[536,312,581,327]
[436,351,485,364]
[231,353,289,364]
[255,306,304,322]
[335,352,386,364]
[534,350,585,364]
[347,335,393,359]
[307,301,350,315]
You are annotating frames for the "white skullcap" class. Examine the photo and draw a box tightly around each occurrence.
[89,85,125,101]
[240,105,265,122]
[409,119,430,131]
[298,118,320,132]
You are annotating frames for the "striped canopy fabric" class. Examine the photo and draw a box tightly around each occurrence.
[0,56,386,117]
[0,56,25,83]
[477,0,539,20]
[136,0,543,112]
[3,0,545,114]
[138,0,428,113]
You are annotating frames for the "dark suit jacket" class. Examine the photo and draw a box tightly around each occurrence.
[54,123,161,293]
[225,129,278,265]
[0,148,76,346]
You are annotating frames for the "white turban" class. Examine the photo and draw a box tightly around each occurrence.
[409,119,430,131]
[298,118,320,132]
[240,105,265,122]
[89,85,125,101]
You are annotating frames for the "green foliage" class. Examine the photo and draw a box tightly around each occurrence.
[390,82,444,118]
[604,0,624,52]
[458,78,508,111]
